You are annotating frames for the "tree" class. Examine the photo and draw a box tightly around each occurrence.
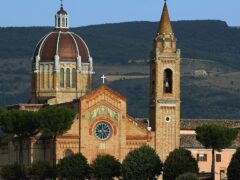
[0,163,26,180]
[28,160,53,180]
[57,153,90,179]
[122,145,162,180]
[0,110,39,165]
[91,155,121,180]
[227,147,240,180]
[176,173,199,180]
[196,124,238,180]
[163,148,199,180]
[38,107,75,169]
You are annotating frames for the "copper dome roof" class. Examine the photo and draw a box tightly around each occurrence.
[34,31,90,62]
[57,7,67,15]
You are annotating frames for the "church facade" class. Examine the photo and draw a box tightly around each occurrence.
[0,2,239,180]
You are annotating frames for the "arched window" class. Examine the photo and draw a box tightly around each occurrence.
[164,69,173,93]
[40,65,44,89]
[60,68,64,88]
[72,68,76,88]
[66,68,70,88]
[58,17,61,27]
[64,149,73,157]
[62,18,65,27]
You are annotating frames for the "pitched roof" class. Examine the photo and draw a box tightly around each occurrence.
[181,119,240,130]
[180,119,240,148]
[80,85,127,102]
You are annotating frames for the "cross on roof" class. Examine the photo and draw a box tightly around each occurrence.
[101,75,107,84]
[60,0,63,7]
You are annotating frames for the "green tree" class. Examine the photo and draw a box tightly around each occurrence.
[0,107,6,115]
[0,163,26,180]
[38,107,75,169]
[57,153,90,179]
[227,147,240,180]
[28,160,53,180]
[0,110,39,165]
[91,155,121,180]
[196,124,238,180]
[163,148,199,180]
[176,173,199,180]
[122,145,162,180]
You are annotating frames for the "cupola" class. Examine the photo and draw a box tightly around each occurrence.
[55,2,69,30]
[31,1,93,105]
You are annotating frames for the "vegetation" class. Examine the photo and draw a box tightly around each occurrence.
[0,110,39,164]
[1,21,240,119]
[227,148,240,180]
[38,107,75,172]
[28,160,53,180]
[91,155,121,180]
[0,163,26,180]
[57,153,90,179]
[1,21,240,67]
[176,173,199,180]
[196,124,238,180]
[122,145,162,180]
[163,148,199,180]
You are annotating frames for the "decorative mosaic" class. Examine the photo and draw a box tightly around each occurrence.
[88,105,118,123]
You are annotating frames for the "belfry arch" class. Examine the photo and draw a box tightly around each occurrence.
[164,68,173,93]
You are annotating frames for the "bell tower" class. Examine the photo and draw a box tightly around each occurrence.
[149,0,180,161]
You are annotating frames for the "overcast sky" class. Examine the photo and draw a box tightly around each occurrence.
[0,0,239,27]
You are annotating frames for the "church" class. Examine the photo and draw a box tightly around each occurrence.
[0,1,239,180]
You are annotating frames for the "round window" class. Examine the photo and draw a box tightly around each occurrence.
[95,122,111,141]
[165,116,172,122]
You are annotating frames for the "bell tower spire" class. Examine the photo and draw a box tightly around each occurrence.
[149,0,180,161]
[158,0,173,35]
[55,0,69,30]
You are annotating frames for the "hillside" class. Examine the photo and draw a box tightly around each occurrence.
[0,20,240,118]
[1,20,240,66]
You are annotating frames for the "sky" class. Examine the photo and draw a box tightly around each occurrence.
[0,0,239,27]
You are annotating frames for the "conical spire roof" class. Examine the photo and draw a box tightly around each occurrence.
[158,1,173,35]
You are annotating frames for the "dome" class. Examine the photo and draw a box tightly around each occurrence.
[57,7,67,15]
[34,31,91,62]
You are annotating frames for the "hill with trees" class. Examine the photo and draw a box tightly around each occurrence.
[0,20,240,119]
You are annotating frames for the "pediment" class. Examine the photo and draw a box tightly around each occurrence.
[80,85,126,112]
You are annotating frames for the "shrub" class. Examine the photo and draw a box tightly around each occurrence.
[163,148,199,180]
[91,155,121,180]
[122,145,162,180]
[0,163,26,180]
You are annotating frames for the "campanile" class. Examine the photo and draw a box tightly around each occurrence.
[149,0,180,161]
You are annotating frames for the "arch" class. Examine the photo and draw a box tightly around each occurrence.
[163,68,173,93]
[89,116,117,137]
[45,65,49,89]
[72,68,76,88]
[40,65,44,89]
[64,149,73,157]
[66,68,70,88]
[60,68,64,88]
[58,17,61,27]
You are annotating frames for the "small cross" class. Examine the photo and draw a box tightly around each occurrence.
[60,0,63,7]
[101,74,107,84]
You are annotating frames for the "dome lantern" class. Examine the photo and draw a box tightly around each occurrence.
[55,1,69,30]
